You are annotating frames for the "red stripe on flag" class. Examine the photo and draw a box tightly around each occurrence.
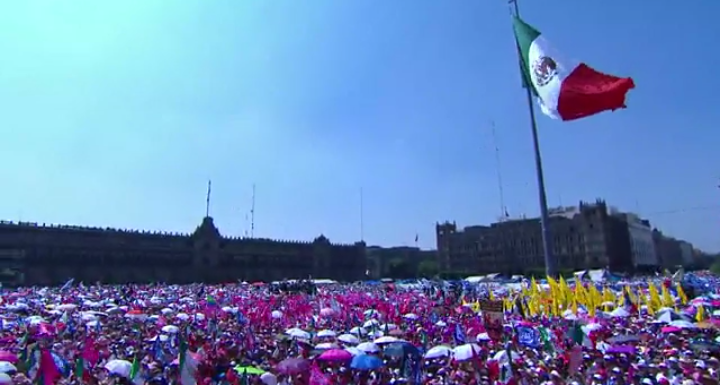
[557,63,635,121]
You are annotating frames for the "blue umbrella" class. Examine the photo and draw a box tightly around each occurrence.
[350,354,384,370]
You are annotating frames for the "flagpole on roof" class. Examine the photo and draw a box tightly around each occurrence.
[509,0,557,277]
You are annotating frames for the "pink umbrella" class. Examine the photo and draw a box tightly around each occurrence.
[661,326,682,333]
[317,349,352,362]
[0,351,16,364]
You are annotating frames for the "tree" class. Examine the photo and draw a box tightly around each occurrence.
[710,260,720,276]
[387,259,414,279]
[417,260,440,278]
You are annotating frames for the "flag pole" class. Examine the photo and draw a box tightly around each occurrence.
[509,0,557,277]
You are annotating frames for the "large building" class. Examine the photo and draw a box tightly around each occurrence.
[614,213,659,269]
[436,200,634,276]
[0,216,366,286]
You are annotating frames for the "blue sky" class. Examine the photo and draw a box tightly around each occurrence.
[0,0,718,251]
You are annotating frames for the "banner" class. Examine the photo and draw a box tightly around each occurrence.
[480,300,504,341]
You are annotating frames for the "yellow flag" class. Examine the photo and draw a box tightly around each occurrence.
[661,285,674,308]
[676,284,688,305]
[489,290,495,301]
[696,305,705,323]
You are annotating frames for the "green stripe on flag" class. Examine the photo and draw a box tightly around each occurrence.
[512,16,542,95]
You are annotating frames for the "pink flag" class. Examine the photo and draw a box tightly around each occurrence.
[38,349,62,385]
[82,337,99,366]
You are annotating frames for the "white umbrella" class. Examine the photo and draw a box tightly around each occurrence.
[435,320,447,327]
[476,333,491,342]
[367,330,384,338]
[337,334,360,344]
[260,372,277,385]
[356,342,380,353]
[424,346,452,359]
[160,308,174,315]
[285,328,311,339]
[0,362,16,374]
[610,308,630,318]
[57,304,77,311]
[379,324,398,331]
[363,310,380,317]
[316,330,336,338]
[104,359,133,378]
[452,343,481,361]
[363,320,379,329]
[0,373,11,385]
[349,327,367,335]
[161,325,180,334]
[271,310,283,319]
[315,342,338,350]
[403,313,418,320]
[668,320,697,329]
[176,313,190,321]
[25,316,45,325]
[344,347,363,356]
[373,336,399,344]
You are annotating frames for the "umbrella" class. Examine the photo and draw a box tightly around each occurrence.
[234,366,265,375]
[271,310,283,319]
[317,349,353,362]
[316,330,336,338]
[476,333,491,342]
[260,372,277,385]
[0,373,10,385]
[350,354,384,370]
[384,342,419,358]
[276,358,310,375]
[104,359,133,378]
[656,309,689,323]
[314,342,338,350]
[668,320,697,329]
[452,343,481,361]
[357,342,380,353]
[0,352,17,364]
[373,336,399,344]
[161,325,179,334]
[344,347,363,356]
[349,327,367,335]
[424,346,452,359]
[609,308,630,318]
[363,320,380,329]
[0,362,16,374]
[285,328,311,339]
[337,334,360,345]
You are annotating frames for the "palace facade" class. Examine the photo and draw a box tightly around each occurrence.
[0,216,366,286]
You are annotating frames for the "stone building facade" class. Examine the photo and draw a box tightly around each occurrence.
[0,217,366,286]
[436,200,634,275]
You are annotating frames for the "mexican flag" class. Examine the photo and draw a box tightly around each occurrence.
[513,16,635,121]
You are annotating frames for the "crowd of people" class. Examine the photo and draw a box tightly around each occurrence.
[0,272,718,385]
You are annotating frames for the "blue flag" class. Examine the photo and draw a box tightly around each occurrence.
[516,326,540,348]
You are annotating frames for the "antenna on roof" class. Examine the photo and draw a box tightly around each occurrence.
[250,184,256,238]
[491,121,509,221]
[205,180,212,218]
